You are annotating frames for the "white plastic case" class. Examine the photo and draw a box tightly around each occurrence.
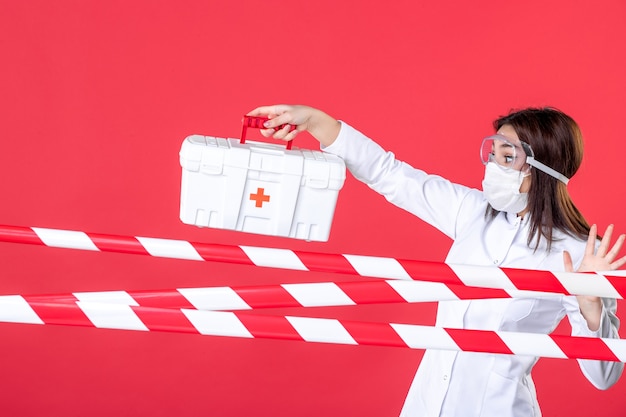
[179,134,346,242]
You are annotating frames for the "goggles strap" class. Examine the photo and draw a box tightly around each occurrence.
[526,157,570,185]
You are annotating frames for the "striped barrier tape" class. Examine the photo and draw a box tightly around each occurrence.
[11,281,548,312]
[1,296,624,362]
[1,224,626,297]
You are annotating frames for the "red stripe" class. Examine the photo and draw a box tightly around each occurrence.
[128,290,196,309]
[0,225,44,245]
[295,251,358,274]
[445,328,514,355]
[397,259,465,285]
[606,275,626,299]
[551,334,621,362]
[235,286,302,309]
[24,295,94,327]
[191,242,254,265]
[501,268,570,295]
[342,320,409,347]
[25,293,78,303]
[336,281,406,304]
[89,233,150,255]
[131,306,199,334]
[447,283,510,300]
[237,313,303,341]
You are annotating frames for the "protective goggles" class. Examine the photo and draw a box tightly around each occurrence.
[480,134,570,185]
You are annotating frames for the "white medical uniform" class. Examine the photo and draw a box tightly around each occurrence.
[323,122,623,417]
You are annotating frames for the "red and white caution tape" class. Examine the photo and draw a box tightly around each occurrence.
[1,224,626,298]
[14,280,539,312]
[1,295,624,362]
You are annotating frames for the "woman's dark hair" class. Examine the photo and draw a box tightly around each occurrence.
[487,107,590,250]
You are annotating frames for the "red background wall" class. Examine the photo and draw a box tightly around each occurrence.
[1,1,625,416]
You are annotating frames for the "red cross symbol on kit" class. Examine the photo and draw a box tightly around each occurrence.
[250,187,270,208]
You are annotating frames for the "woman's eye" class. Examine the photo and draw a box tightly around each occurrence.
[504,155,514,163]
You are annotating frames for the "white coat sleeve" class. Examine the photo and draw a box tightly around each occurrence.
[323,122,476,239]
[564,296,624,389]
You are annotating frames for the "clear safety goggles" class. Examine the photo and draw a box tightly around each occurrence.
[480,134,570,185]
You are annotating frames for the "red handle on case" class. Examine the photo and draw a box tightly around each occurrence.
[240,115,296,150]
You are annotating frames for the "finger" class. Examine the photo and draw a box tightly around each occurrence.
[263,113,296,129]
[605,233,626,262]
[258,128,275,138]
[563,250,574,272]
[610,254,626,271]
[246,106,275,117]
[247,104,291,116]
[270,123,293,140]
[280,124,306,143]
[283,128,299,142]
[585,224,598,256]
[596,224,615,257]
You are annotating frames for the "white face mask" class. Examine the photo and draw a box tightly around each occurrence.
[482,162,529,214]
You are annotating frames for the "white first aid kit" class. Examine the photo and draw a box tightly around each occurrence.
[179,116,346,241]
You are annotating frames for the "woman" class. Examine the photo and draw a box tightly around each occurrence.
[247,104,626,417]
